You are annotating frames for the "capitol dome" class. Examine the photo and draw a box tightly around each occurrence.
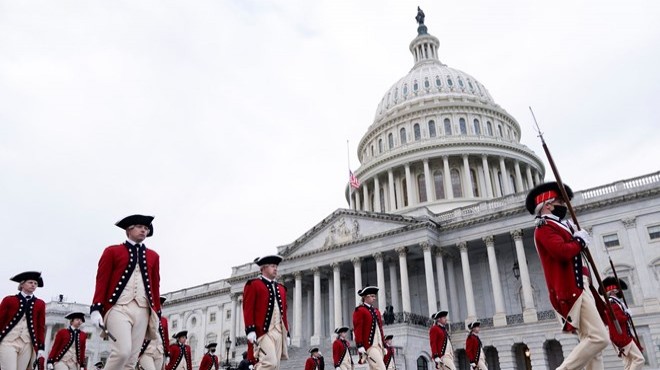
[348,18,545,214]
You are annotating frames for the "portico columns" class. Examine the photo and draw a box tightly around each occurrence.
[374,177,382,212]
[483,236,506,326]
[373,252,387,310]
[396,247,412,313]
[349,191,355,209]
[388,259,400,312]
[511,230,538,322]
[458,242,477,324]
[534,171,541,185]
[292,272,303,346]
[362,185,370,211]
[388,170,396,211]
[445,254,460,321]
[481,155,494,198]
[499,157,511,195]
[525,165,534,190]
[423,159,433,202]
[352,257,363,307]
[332,262,342,328]
[405,163,414,206]
[514,160,524,193]
[462,155,474,198]
[310,267,322,345]
[443,156,454,199]
[421,242,438,315]
[434,248,449,311]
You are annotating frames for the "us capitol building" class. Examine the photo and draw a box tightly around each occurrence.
[45,12,660,370]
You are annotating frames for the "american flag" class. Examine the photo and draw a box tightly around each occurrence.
[349,170,361,189]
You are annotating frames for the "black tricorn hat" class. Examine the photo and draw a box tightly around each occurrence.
[254,255,283,266]
[11,271,44,287]
[467,321,480,330]
[598,276,628,295]
[357,286,379,296]
[173,330,188,339]
[206,342,218,349]
[65,312,86,322]
[115,214,154,237]
[384,334,394,341]
[525,182,573,215]
[431,310,448,320]
[94,362,104,368]
[309,347,319,354]
[160,296,167,305]
[334,326,349,334]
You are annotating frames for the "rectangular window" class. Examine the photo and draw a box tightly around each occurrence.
[602,233,620,248]
[648,225,660,240]
[172,319,178,329]
[226,310,231,320]
[209,313,216,323]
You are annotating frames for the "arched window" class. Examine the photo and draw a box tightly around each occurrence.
[402,179,408,207]
[434,170,445,199]
[444,118,452,135]
[428,120,436,138]
[403,84,409,96]
[447,77,454,87]
[473,119,481,135]
[459,118,467,135]
[435,76,442,87]
[378,139,383,153]
[451,169,462,197]
[485,347,501,370]
[544,340,564,370]
[379,186,386,211]
[486,121,493,136]
[416,356,429,370]
[413,80,419,92]
[470,169,480,197]
[414,124,421,141]
[424,78,430,89]
[388,133,394,149]
[400,128,407,145]
[418,174,427,202]
[189,336,198,362]
[455,349,469,370]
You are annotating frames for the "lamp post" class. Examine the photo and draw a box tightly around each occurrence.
[225,337,232,369]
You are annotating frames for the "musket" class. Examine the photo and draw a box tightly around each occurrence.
[529,107,622,335]
[99,324,117,342]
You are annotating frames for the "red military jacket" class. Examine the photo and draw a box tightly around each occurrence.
[352,304,384,350]
[47,327,87,365]
[199,352,220,370]
[0,294,46,352]
[607,296,640,350]
[534,217,585,318]
[332,338,353,367]
[91,243,160,315]
[384,345,395,368]
[305,357,320,370]
[242,277,289,338]
[167,343,192,370]
[465,333,482,363]
[140,316,170,357]
[429,324,449,359]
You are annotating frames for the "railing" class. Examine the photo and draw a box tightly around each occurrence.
[581,171,660,200]
[536,310,557,321]
[505,314,524,325]
[449,322,466,332]
[384,311,432,327]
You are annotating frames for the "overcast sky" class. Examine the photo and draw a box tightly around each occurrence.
[1,0,659,304]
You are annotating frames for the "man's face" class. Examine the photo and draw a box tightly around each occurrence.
[385,339,392,346]
[473,326,480,334]
[127,224,150,243]
[437,316,448,325]
[71,318,83,328]
[21,280,38,294]
[363,293,377,305]
[261,264,278,279]
[339,331,347,339]
[178,336,187,344]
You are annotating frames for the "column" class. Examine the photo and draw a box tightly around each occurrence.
[422,242,438,315]
[434,248,449,311]
[45,324,53,352]
[311,267,322,345]
[404,163,414,206]
[374,177,382,212]
[373,252,387,310]
[483,236,506,326]
[328,274,334,337]
[514,160,524,193]
[293,272,303,345]
[481,155,494,198]
[525,165,534,191]
[236,296,244,335]
[423,159,433,202]
[332,263,342,328]
[396,247,412,313]
[355,190,361,210]
[445,254,460,321]
[352,257,363,307]
[229,293,238,353]
[462,154,474,198]
[458,242,477,324]
[363,184,370,211]
[499,157,511,195]
[388,258,400,312]
[388,169,396,211]
[511,230,538,322]
[534,171,541,185]
[443,156,454,199]
[349,190,355,209]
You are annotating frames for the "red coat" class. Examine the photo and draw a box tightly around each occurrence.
[384,345,395,368]
[47,328,87,365]
[465,333,481,363]
[429,324,449,359]
[607,297,640,350]
[352,304,384,350]
[140,316,170,357]
[242,277,289,337]
[332,338,353,367]
[91,243,160,315]
[199,352,220,370]
[305,357,320,370]
[0,294,46,352]
[167,343,192,370]
[534,219,585,318]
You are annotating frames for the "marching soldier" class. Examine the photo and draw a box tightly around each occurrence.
[429,311,454,370]
[465,322,486,370]
[526,183,608,370]
[90,214,162,370]
[600,276,644,370]
[243,255,290,370]
[304,348,322,370]
[352,286,386,370]
[139,296,170,370]
[383,335,395,370]
[47,312,87,370]
[166,331,191,370]
[0,271,46,370]
[332,327,353,370]
[198,343,220,370]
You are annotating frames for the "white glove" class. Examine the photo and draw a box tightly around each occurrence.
[38,350,45,358]
[91,310,104,328]
[248,366,254,370]
[573,229,591,247]
[470,363,477,369]
[247,331,257,343]
[434,357,441,364]
[358,347,366,354]
[47,364,54,370]
[286,336,291,346]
